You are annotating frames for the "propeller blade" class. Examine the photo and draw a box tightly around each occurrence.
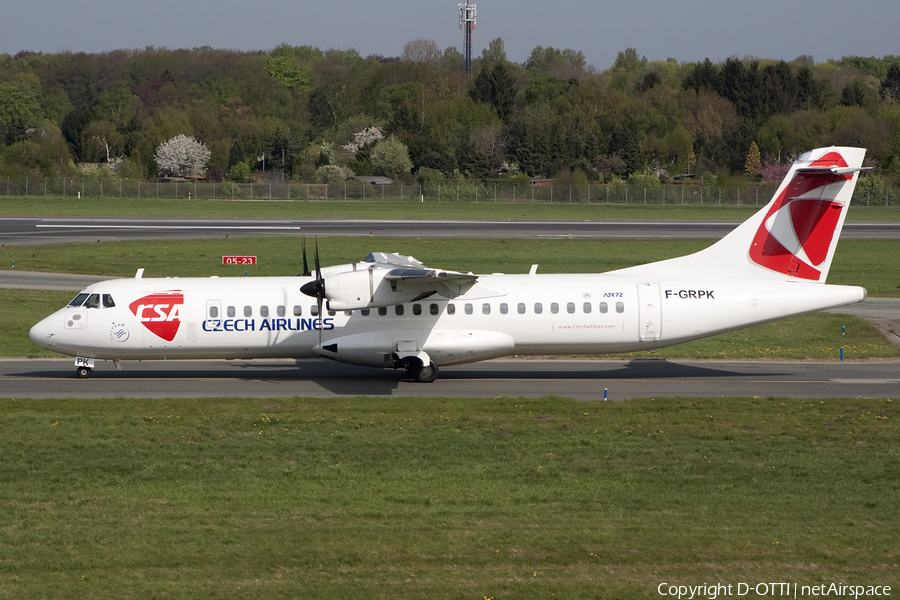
[300,230,310,277]
[314,235,324,346]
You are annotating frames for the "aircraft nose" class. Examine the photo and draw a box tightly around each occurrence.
[29,316,57,349]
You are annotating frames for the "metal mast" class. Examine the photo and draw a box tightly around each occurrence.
[458,1,476,74]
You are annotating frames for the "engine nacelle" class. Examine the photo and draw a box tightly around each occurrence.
[325,269,423,311]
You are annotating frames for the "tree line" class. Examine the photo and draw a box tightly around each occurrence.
[0,42,898,188]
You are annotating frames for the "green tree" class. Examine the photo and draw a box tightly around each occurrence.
[0,74,43,144]
[264,55,316,91]
[369,136,412,179]
[470,61,517,120]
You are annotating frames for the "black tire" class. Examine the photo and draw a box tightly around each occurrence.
[414,362,439,383]
[76,366,92,379]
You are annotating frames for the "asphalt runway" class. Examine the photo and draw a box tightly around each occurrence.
[2,357,898,401]
[3,216,900,246]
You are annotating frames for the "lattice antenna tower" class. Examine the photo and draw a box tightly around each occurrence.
[458,1,477,74]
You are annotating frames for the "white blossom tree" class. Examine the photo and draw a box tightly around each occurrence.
[341,126,384,157]
[154,134,211,177]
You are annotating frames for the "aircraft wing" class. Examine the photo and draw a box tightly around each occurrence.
[322,252,480,309]
[384,268,479,299]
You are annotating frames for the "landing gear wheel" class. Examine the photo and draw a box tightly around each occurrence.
[408,361,439,383]
[76,366,92,379]
[415,362,439,383]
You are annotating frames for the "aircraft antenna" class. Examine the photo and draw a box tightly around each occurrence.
[458,1,476,75]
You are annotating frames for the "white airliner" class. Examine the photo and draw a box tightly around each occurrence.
[30,146,869,381]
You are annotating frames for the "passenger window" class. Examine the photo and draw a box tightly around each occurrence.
[583,302,592,314]
[464,303,473,315]
[413,304,422,315]
[534,302,543,314]
[517,303,526,314]
[616,301,625,313]
[378,307,387,316]
[430,303,439,315]
[84,294,101,309]
[209,306,219,318]
[361,309,371,316]
[599,302,608,314]
[260,306,269,317]
[310,305,319,316]
[482,303,491,315]
[550,302,559,314]
[395,305,404,316]
[293,305,302,316]
[447,304,456,315]
[567,302,575,314]
[500,303,508,314]
[328,310,336,317]
[244,306,252,317]
[102,294,116,308]
[227,306,236,318]
[277,305,286,317]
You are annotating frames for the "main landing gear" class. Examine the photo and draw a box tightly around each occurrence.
[399,356,440,383]
[76,366,92,379]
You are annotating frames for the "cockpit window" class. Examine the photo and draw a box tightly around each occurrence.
[102,294,116,308]
[69,293,89,306]
[83,294,101,309]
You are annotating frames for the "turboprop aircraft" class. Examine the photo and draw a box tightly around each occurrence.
[30,146,869,382]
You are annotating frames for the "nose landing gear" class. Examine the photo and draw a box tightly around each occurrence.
[75,357,95,379]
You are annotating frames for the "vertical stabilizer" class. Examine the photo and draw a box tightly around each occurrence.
[746,147,866,282]
[612,147,867,283]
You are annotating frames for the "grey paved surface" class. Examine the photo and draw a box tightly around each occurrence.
[3,217,900,246]
[2,357,897,400]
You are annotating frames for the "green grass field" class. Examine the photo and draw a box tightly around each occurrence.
[0,395,896,599]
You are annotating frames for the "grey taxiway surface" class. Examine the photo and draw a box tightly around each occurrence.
[2,357,898,401]
[3,216,900,246]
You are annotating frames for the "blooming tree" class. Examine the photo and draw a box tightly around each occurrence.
[154,134,211,177]
[342,127,384,156]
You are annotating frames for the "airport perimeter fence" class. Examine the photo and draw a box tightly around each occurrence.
[1,176,898,207]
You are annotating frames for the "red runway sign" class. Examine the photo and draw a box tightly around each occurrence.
[222,256,257,265]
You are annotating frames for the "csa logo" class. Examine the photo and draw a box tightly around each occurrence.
[129,291,184,341]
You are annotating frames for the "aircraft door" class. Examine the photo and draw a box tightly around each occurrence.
[637,283,662,341]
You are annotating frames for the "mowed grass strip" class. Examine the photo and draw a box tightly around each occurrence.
[2,236,898,296]
[0,396,897,599]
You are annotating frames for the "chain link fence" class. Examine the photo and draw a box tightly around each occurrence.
[1,177,897,207]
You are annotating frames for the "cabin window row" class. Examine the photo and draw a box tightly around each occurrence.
[208,304,326,319]
[207,301,625,319]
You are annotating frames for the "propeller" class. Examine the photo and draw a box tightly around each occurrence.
[299,235,326,345]
[300,229,311,277]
